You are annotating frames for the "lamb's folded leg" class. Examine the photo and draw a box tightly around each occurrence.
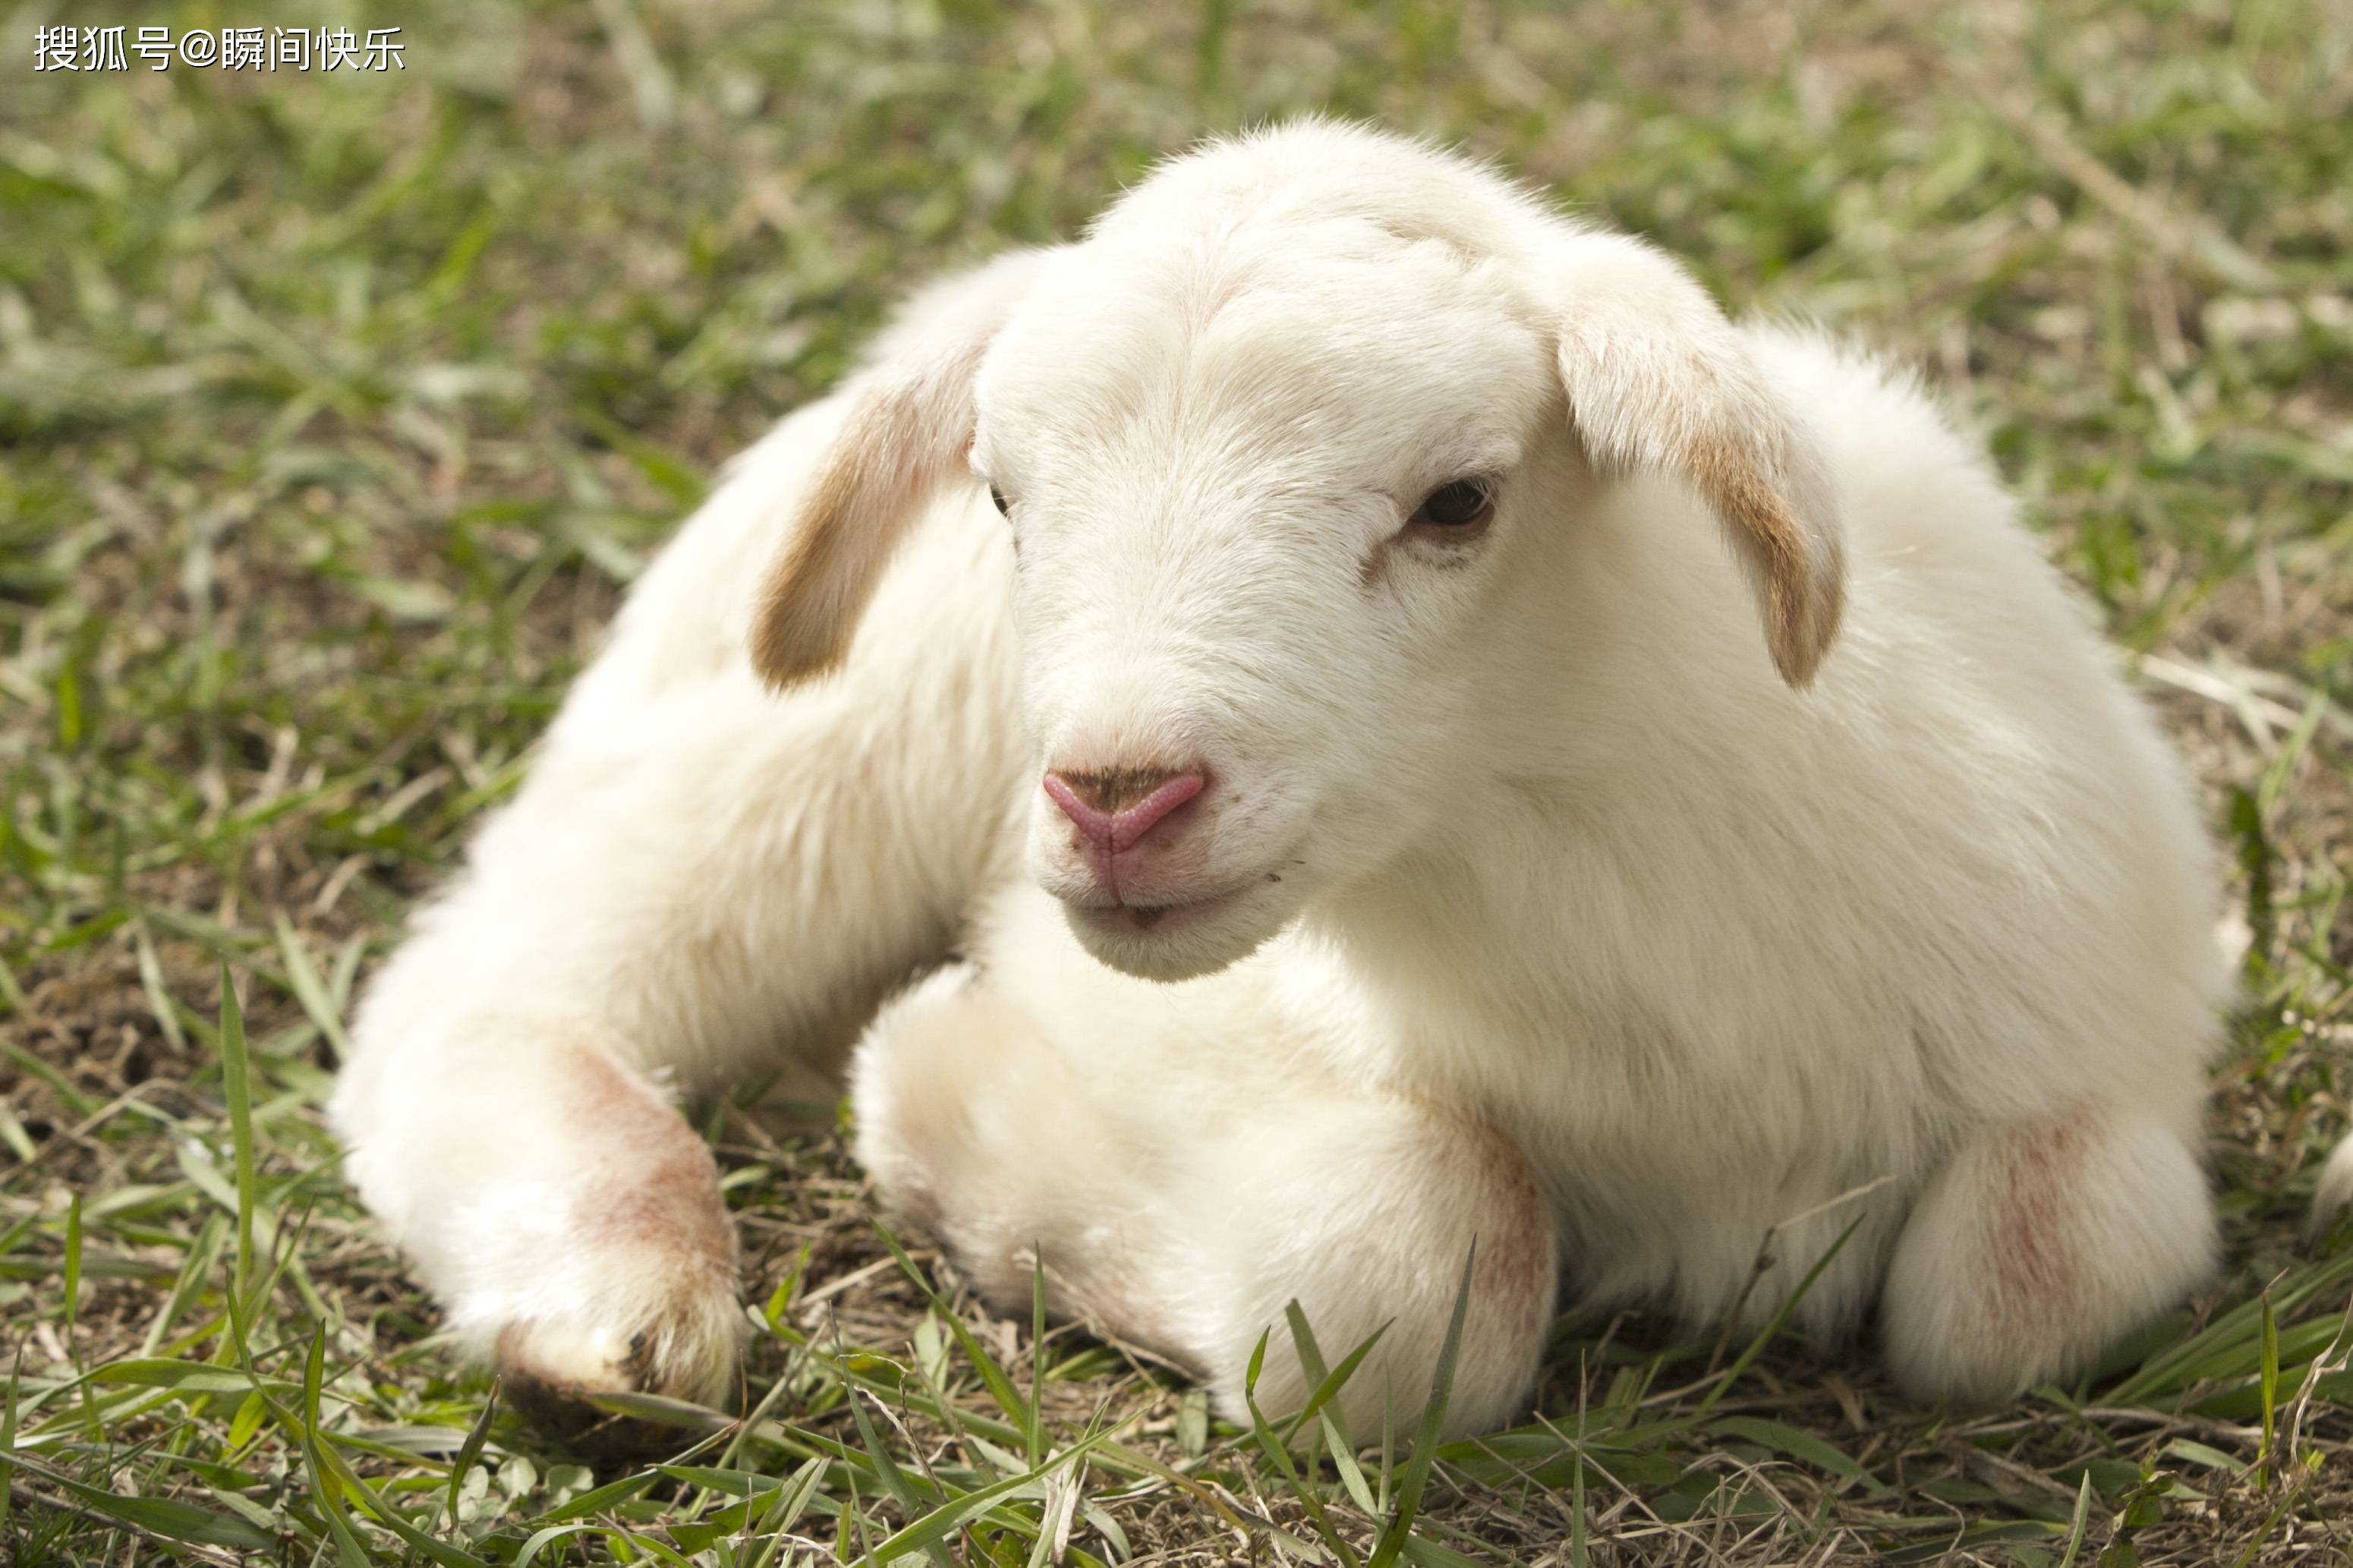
[1880,1103,2217,1402]
[337,1008,747,1422]
[331,411,1022,1425]
[851,929,1558,1440]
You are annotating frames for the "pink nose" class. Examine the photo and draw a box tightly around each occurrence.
[1042,766,1205,852]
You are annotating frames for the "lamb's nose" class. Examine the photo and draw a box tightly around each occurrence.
[1042,766,1205,852]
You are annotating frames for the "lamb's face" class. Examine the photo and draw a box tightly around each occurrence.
[972,237,1558,981]
[750,143,1842,983]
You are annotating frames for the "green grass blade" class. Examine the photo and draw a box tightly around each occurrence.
[874,1226,1032,1434]
[1239,1330,1362,1568]
[2257,1283,2279,1488]
[1690,1214,1865,1423]
[274,913,350,1060]
[2055,1471,2093,1568]
[1028,1245,1047,1467]
[1706,1416,1891,1495]
[843,1385,957,1568]
[2,1351,17,1541]
[16,1459,284,1554]
[216,961,257,1309]
[1369,1242,1475,1568]
[869,1426,1123,1566]
[439,1377,500,1531]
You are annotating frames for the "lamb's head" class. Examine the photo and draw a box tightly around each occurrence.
[751,123,1844,981]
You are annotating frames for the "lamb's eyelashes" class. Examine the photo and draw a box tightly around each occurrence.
[1404,477,1495,533]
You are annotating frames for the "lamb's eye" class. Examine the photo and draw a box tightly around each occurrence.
[988,485,1011,517]
[1410,480,1493,531]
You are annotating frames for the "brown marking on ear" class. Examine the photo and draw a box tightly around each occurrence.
[746,251,1060,686]
[1684,433,1842,688]
[750,386,928,688]
[1549,234,1845,690]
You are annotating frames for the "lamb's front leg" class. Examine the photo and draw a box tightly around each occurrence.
[851,958,1558,1438]
[332,682,1013,1421]
[340,1009,745,1419]
[331,428,1022,1421]
[1880,1104,2217,1401]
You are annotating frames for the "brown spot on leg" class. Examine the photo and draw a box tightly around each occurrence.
[557,1047,738,1277]
[1416,1107,1559,1341]
[1983,1110,2090,1338]
[487,1047,745,1447]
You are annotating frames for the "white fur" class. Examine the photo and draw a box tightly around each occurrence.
[331,121,2254,1438]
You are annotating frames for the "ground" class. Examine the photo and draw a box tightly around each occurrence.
[4,1,2351,1563]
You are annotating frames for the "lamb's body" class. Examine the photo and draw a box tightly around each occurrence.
[331,124,2232,1437]
[852,326,2223,1424]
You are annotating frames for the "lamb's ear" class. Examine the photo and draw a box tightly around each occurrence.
[750,250,1054,688]
[1551,232,1844,688]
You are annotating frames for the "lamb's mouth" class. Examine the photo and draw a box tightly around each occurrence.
[1064,882,1249,938]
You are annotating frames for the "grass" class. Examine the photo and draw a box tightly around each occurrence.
[3,0,2351,1561]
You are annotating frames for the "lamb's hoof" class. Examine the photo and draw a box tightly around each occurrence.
[494,1317,738,1459]
[499,1372,679,1460]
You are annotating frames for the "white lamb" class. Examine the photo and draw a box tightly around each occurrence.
[331,121,2279,1440]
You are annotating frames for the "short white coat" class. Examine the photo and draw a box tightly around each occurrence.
[332,121,2262,1437]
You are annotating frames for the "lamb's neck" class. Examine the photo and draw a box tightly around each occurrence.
[1303,775,1596,1031]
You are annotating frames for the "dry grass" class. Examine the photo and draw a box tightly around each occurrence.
[4,0,2351,1562]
